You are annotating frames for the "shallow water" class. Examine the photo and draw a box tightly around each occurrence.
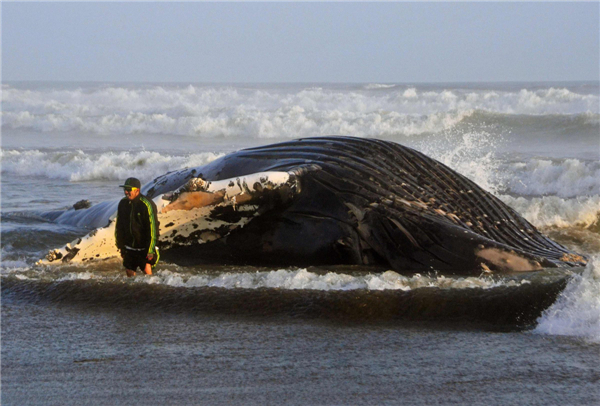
[3,295,599,405]
[2,81,599,404]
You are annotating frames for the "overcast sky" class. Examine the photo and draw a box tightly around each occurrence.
[2,2,599,83]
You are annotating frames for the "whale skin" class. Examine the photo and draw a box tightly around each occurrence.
[40,137,587,275]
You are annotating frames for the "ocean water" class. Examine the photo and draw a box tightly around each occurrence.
[1,82,599,404]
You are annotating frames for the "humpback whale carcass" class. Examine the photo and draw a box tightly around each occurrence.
[39,137,587,274]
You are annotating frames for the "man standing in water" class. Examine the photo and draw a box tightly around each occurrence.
[115,178,159,277]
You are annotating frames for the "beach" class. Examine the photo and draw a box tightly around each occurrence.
[2,81,599,404]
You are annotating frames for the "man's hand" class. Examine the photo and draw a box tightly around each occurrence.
[146,253,154,261]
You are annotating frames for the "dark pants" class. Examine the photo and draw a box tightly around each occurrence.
[123,249,157,271]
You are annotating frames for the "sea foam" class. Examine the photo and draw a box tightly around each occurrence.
[140,268,527,291]
[0,149,222,182]
[502,158,600,198]
[501,195,600,230]
[3,84,597,138]
[535,255,600,342]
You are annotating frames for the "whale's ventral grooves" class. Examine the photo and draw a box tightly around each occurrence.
[40,137,586,274]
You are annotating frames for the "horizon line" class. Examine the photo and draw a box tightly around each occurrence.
[3,79,599,85]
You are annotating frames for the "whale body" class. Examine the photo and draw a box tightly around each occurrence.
[40,137,587,274]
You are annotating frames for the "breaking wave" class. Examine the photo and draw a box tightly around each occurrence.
[3,83,598,138]
[501,195,600,230]
[535,255,600,342]
[501,158,600,198]
[0,263,535,292]
[0,149,222,182]
[0,264,572,326]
